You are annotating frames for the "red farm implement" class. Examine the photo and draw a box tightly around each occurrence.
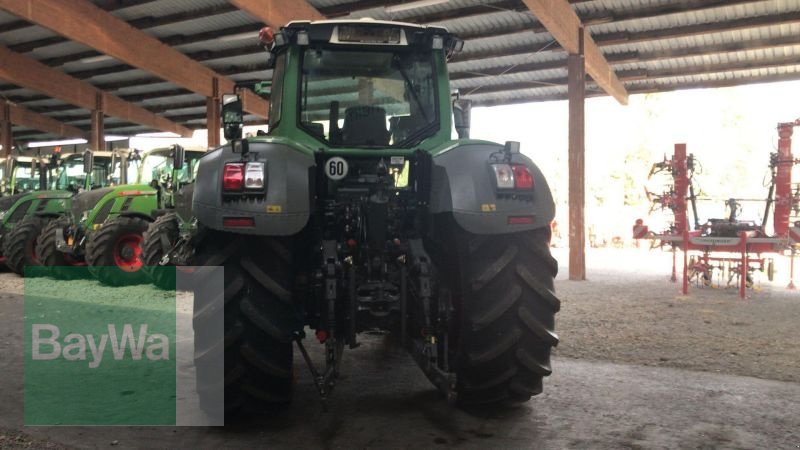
[634,120,800,299]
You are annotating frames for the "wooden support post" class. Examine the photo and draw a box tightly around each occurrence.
[90,93,104,151]
[207,77,221,148]
[568,27,586,281]
[0,100,11,159]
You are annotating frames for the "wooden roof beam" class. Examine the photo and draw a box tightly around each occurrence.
[317,0,593,17]
[0,0,159,35]
[3,101,86,139]
[11,23,800,112]
[8,3,240,54]
[228,0,324,27]
[520,0,628,104]
[456,9,800,59]
[452,32,800,81]
[0,45,192,137]
[455,53,800,96]
[0,0,763,93]
[470,71,800,107]
[0,0,269,118]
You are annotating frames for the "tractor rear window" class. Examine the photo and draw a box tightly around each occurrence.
[54,156,89,191]
[13,165,39,193]
[299,48,437,147]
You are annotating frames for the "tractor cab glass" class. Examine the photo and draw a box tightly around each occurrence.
[12,160,43,194]
[140,151,172,184]
[48,154,111,191]
[85,157,112,189]
[0,159,7,195]
[110,158,134,185]
[184,153,203,182]
[299,48,437,147]
[138,149,203,184]
[111,151,143,185]
[268,55,286,129]
[53,156,87,191]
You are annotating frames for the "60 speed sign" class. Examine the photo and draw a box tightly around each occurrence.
[324,157,349,180]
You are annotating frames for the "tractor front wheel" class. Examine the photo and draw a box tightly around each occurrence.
[36,216,86,280]
[86,216,149,286]
[3,216,51,276]
[142,213,180,290]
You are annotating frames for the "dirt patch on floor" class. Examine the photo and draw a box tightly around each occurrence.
[552,247,800,383]
[0,428,71,449]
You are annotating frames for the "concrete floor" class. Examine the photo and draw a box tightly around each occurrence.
[2,284,799,449]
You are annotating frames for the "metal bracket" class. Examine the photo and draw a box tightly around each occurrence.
[406,238,458,403]
[294,331,344,412]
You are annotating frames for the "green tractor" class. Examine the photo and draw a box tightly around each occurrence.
[36,145,204,285]
[1,151,117,275]
[140,177,196,290]
[189,19,560,417]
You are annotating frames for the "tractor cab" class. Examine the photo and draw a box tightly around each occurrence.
[234,20,463,150]
[49,151,117,193]
[4,156,47,195]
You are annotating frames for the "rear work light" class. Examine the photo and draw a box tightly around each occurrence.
[223,162,265,191]
[223,163,244,191]
[244,162,265,189]
[491,163,535,191]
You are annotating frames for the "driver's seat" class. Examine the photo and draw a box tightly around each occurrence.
[342,106,390,146]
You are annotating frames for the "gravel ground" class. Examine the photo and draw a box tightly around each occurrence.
[1,247,797,389]
[0,428,71,449]
[551,246,800,383]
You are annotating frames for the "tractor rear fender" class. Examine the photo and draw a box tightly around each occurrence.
[193,142,313,236]
[429,143,555,234]
[84,187,156,227]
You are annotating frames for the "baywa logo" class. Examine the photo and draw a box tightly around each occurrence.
[31,323,170,368]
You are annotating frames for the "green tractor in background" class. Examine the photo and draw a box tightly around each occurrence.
[140,175,197,290]
[188,19,560,417]
[1,150,117,275]
[36,145,204,285]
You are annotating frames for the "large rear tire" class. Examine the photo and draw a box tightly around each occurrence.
[85,216,149,286]
[141,213,180,290]
[36,216,85,280]
[3,216,50,276]
[435,223,560,406]
[193,231,297,418]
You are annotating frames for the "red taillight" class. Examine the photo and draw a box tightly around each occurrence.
[223,163,244,191]
[511,164,534,190]
[223,217,255,227]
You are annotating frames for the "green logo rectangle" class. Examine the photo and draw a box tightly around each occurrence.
[24,267,177,426]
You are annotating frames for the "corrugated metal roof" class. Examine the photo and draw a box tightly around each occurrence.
[3,0,800,142]
[146,10,256,40]
[0,10,19,26]
[107,0,230,21]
